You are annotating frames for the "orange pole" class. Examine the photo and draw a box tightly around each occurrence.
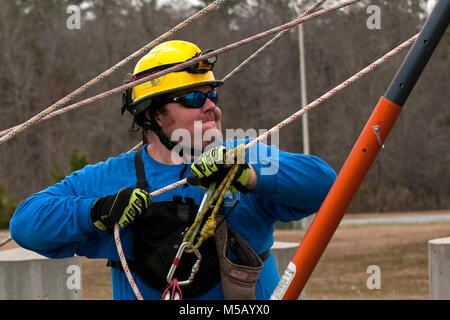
[271,97,402,300]
[271,0,449,299]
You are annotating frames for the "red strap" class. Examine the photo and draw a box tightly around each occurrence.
[162,278,182,300]
[172,257,180,266]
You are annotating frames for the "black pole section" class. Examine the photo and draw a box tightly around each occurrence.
[384,0,450,107]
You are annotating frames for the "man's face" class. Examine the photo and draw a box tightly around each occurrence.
[153,85,222,150]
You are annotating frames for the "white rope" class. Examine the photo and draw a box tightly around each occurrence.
[141,34,419,197]
[0,0,228,143]
[114,32,418,300]
[0,0,360,141]
[2,1,415,301]
[0,235,12,248]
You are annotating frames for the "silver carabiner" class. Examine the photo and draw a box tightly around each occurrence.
[166,242,202,287]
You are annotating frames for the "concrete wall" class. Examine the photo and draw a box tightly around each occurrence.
[428,237,450,300]
[0,247,82,300]
[0,242,307,300]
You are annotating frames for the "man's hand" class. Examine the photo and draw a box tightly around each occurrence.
[90,188,151,231]
[189,144,252,193]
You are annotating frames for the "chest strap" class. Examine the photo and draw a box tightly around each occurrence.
[130,147,272,264]
[135,148,148,190]
[107,249,270,272]
[121,147,272,298]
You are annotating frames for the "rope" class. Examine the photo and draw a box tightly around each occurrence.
[188,166,238,252]
[113,145,242,300]
[113,224,144,300]
[244,33,419,151]
[183,158,241,252]
[128,142,143,153]
[129,34,418,200]
[222,0,327,82]
[124,1,326,153]
[184,182,218,247]
[0,235,12,248]
[0,0,360,141]
[0,0,227,143]
[4,0,407,301]
[113,31,416,300]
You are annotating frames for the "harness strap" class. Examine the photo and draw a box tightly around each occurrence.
[130,147,272,263]
[124,147,271,298]
[134,148,148,190]
[107,249,270,273]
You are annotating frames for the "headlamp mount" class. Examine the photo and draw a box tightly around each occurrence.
[186,49,217,74]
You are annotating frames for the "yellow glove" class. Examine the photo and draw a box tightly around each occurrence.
[90,188,151,231]
[189,145,251,194]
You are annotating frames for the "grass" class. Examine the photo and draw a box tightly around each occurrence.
[2,219,450,300]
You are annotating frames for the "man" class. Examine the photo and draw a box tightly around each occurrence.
[10,40,336,300]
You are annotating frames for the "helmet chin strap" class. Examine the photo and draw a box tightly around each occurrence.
[142,120,205,160]
[143,120,177,151]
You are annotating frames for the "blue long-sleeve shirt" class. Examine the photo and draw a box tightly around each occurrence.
[10,139,336,300]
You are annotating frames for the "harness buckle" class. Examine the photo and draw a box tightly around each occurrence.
[166,242,202,287]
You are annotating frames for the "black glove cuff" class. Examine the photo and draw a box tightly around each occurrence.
[90,196,112,223]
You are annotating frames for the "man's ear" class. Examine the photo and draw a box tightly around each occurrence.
[147,109,162,127]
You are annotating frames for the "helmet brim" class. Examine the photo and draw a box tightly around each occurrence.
[132,79,224,110]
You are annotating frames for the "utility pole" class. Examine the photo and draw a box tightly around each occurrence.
[291,1,313,233]
[292,1,310,155]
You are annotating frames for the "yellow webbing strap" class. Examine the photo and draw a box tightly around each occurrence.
[183,147,243,253]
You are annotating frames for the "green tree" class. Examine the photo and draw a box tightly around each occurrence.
[0,184,18,229]
[50,148,89,183]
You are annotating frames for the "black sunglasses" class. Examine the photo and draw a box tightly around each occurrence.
[165,90,218,108]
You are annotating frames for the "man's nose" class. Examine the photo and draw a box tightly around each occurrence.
[201,96,217,111]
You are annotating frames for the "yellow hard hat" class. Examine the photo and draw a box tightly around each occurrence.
[122,40,223,119]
